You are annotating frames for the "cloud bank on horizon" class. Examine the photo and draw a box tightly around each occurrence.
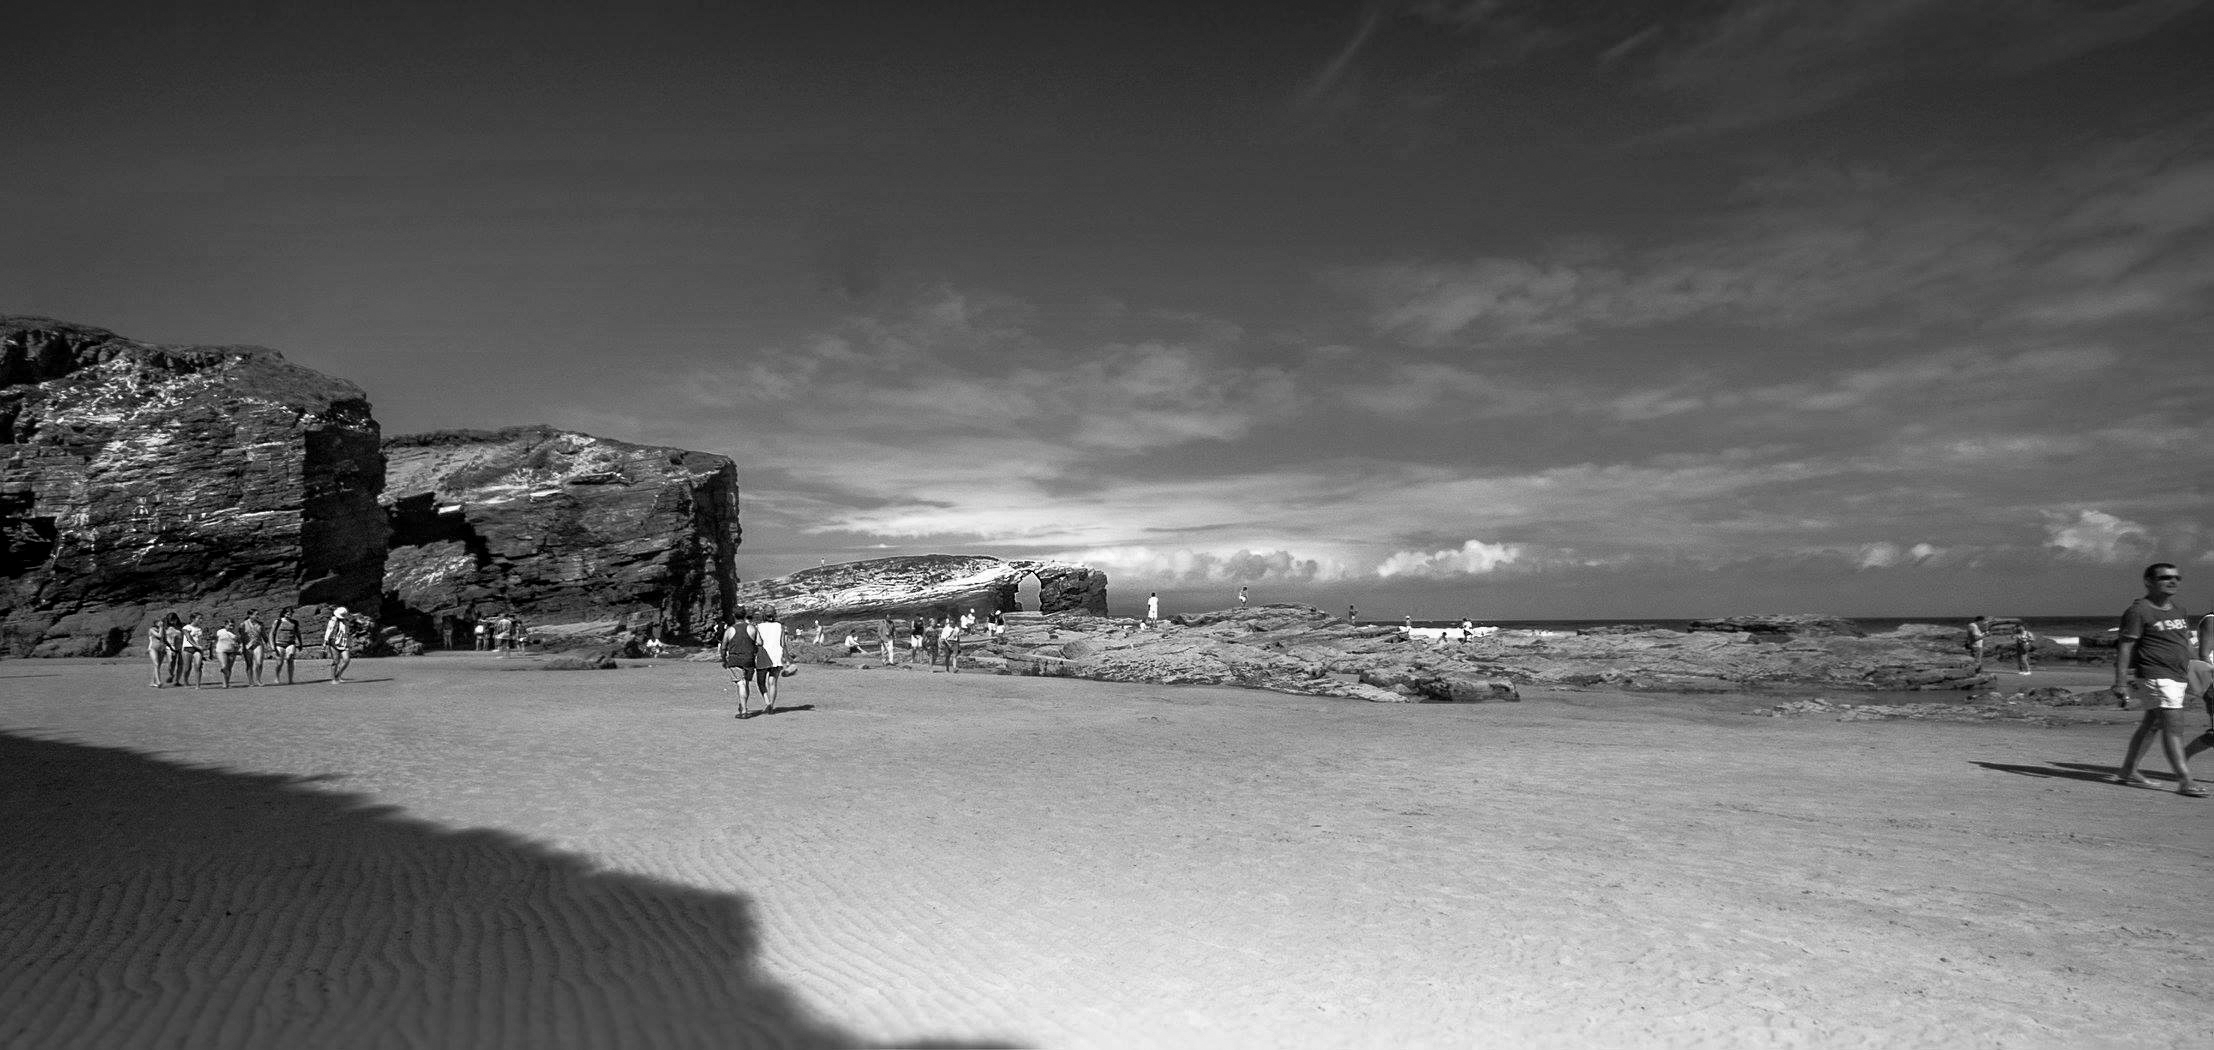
[5,0,2209,616]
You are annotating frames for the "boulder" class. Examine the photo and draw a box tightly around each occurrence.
[1,317,386,656]
[379,427,741,648]
[1688,614,1866,638]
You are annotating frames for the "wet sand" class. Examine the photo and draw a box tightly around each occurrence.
[2,655,2207,1049]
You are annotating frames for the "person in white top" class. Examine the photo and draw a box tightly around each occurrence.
[181,612,207,688]
[939,614,963,673]
[749,607,788,715]
[324,606,355,684]
[1146,592,1160,623]
[213,619,243,688]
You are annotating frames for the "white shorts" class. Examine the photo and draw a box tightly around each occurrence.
[2131,678,2188,710]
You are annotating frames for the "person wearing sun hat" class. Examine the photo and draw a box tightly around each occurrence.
[324,605,356,684]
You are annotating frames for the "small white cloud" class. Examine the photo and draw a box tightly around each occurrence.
[2044,509,2153,563]
[1374,539,1524,578]
[1052,545,1355,584]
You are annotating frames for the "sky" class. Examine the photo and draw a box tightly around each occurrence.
[6,0,2212,619]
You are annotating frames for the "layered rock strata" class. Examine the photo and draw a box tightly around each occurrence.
[381,427,740,647]
[733,555,1109,623]
[1,317,387,656]
[918,605,1988,701]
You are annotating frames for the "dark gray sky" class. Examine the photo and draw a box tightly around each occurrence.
[8,0,2212,618]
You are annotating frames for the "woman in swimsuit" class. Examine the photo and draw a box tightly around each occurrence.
[213,618,242,688]
[147,614,173,687]
[270,606,302,685]
[324,606,355,684]
[180,612,207,688]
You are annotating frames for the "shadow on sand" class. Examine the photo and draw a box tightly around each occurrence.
[1973,760,2177,785]
[0,731,1017,1049]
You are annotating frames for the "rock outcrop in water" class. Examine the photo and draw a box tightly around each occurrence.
[909,605,1989,701]
[733,555,1109,622]
[1,317,387,656]
[381,427,740,647]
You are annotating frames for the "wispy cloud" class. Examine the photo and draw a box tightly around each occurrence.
[2044,509,2156,564]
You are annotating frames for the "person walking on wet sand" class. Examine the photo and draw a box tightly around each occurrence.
[2013,621,2035,676]
[324,606,356,684]
[938,613,962,673]
[270,606,302,685]
[240,609,267,686]
[748,607,787,715]
[146,614,175,687]
[722,608,758,717]
[2110,563,2205,797]
[181,612,208,688]
[213,618,243,688]
[1965,616,1988,674]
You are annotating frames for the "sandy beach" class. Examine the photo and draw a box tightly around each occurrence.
[3,654,2207,1049]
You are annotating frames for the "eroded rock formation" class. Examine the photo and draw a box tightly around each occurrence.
[381,427,740,646]
[1,317,386,656]
[733,555,1109,623]
[966,605,1987,701]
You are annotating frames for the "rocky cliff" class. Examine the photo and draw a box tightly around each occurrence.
[381,426,740,646]
[733,555,1109,623]
[1,317,387,656]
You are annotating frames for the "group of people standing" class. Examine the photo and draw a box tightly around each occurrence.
[470,612,529,654]
[143,604,360,688]
[1962,616,2038,676]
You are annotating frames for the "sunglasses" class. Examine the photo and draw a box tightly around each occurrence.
[2151,574,2182,581]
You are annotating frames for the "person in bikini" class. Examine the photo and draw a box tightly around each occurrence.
[180,612,208,688]
[270,606,302,685]
[146,614,174,687]
[240,609,267,686]
[2111,563,2204,797]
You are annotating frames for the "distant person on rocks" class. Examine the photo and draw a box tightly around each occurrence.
[1147,592,1160,624]
[722,608,758,717]
[2110,563,2204,797]
[988,609,1004,638]
[1238,586,1248,609]
[324,606,356,684]
[240,609,267,686]
[1460,618,1475,643]
[1965,616,1988,674]
[909,615,927,664]
[493,612,515,656]
[213,618,243,688]
[147,614,174,688]
[939,614,963,673]
[844,630,863,656]
[271,606,302,685]
[749,607,787,715]
[962,607,978,634]
[1348,605,1358,624]
[812,620,825,646]
[2014,621,2035,675]
[882,616,898,664]
[181,612,207,688]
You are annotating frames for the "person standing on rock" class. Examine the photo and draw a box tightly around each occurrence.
[1347,605,1358,624]
[2110,563,2204,797]
[271,606,302,685]
[240,609,267,686]
[2014,621,2035,676]
[146,614,175,688]
[722,607,758,717]
[749,607,787,714]
[1147,592,1160,624]
[1238,586,1248,609]
[324,606,355,684]
[1965,616,1988,674]
[988,609,1005,638]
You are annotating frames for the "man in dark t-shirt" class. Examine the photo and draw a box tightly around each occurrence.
[2112,563,2204,797]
